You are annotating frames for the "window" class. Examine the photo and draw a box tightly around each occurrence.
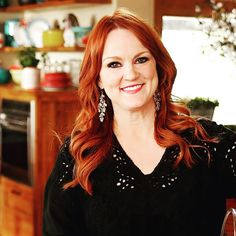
[162,16,236,125]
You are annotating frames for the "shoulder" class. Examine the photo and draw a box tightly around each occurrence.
[180,118,236,157]
[196,119,236,162]
[44,137,84,199]
[43,138,87,235]
[49,137,75,187]
[197,118,236,143]
[44,136,84,208]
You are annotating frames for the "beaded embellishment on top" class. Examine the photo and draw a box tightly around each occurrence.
[57,139,74,186]
[112,147,136,192]
[112,145,181,192]
[224,141,236,177]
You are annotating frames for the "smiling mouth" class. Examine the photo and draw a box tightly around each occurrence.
[121,84,144,93]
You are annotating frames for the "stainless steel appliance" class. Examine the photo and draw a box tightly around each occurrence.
[0,99,35,186]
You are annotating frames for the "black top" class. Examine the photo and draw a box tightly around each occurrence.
[43,119,236,236]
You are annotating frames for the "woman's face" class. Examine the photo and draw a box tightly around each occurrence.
[99,28,158,114]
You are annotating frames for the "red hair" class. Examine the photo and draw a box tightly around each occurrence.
[66,8,216,195]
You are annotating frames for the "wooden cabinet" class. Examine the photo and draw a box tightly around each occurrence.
[0,84,80,236]
[1,177,33,236]
[0,178,2,236]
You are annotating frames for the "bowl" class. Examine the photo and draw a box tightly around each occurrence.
[10,68,22,85]
[72,26,92,47]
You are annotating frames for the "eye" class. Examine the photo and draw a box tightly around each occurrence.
[107,61,122,68]
[136,57,148,64]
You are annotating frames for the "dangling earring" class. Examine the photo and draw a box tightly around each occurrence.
[98,89,107,122]
[153,91,161,111]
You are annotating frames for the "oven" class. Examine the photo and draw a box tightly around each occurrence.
[0,99,35,186]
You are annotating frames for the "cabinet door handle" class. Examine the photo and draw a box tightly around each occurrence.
[11,189,21,196]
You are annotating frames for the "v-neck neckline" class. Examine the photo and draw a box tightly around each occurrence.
[112,133,170,177]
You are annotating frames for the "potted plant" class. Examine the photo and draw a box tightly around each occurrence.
[182,97,219,120]
[18,47,40,89]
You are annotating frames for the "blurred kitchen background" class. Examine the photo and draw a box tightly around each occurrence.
[0,0,235,124]
[0,0,236,235]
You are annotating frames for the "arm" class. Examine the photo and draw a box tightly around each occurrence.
[217,126,236,198]
[199,119,236,198]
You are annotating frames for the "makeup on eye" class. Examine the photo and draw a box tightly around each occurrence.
[107,61,122,68]
[135,56,149,64]
[103,50,152,68]
[106,55,150,69]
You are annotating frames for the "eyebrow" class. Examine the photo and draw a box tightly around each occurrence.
[102,50,150,63]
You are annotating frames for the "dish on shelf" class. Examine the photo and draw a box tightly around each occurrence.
[13,20,32,47]
[44,72,70,81]
[9,67,22,85]
[72,26,92,47]
[40,86,73,91]
[27,18,50,47]
[41,72,72,90]
[41,80,71,87]
[42,29,64,47]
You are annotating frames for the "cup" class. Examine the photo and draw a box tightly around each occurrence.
[72,26,92,47]
[69,59,81,86]
[0,67,10,84]
[42,29,64,47]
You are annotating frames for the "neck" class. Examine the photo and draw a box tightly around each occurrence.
[113,105,156,140]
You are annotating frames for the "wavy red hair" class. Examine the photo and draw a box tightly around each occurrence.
[66,8,216,195]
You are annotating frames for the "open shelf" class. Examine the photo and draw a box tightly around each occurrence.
[0,46,85,52]
[0,0,111,13]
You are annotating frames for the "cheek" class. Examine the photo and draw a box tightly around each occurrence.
[99,68,123,88]
[141,63,159,82]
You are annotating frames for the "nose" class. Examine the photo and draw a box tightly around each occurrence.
[123,64,139,81]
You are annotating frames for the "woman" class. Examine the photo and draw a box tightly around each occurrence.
[43,8,236,236]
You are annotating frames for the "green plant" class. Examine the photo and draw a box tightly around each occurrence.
[186,97,219,109]
[18,47,40,68]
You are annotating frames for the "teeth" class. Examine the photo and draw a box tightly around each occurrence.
[123,84,142,91]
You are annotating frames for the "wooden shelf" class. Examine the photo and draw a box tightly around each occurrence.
[0,0,111,13]
[0,46,85,52]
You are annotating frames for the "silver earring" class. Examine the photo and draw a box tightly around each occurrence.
[98,90,107,122]
[153,91,161,111]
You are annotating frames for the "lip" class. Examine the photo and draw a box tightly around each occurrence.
[120,83,144,94]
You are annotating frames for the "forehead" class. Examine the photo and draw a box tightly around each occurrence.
[102,28,148,58]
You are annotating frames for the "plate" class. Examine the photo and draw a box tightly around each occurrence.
[41,86,73,91]
[27,18,50,47]
[14,22,32,47]
[41,80,72,88]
